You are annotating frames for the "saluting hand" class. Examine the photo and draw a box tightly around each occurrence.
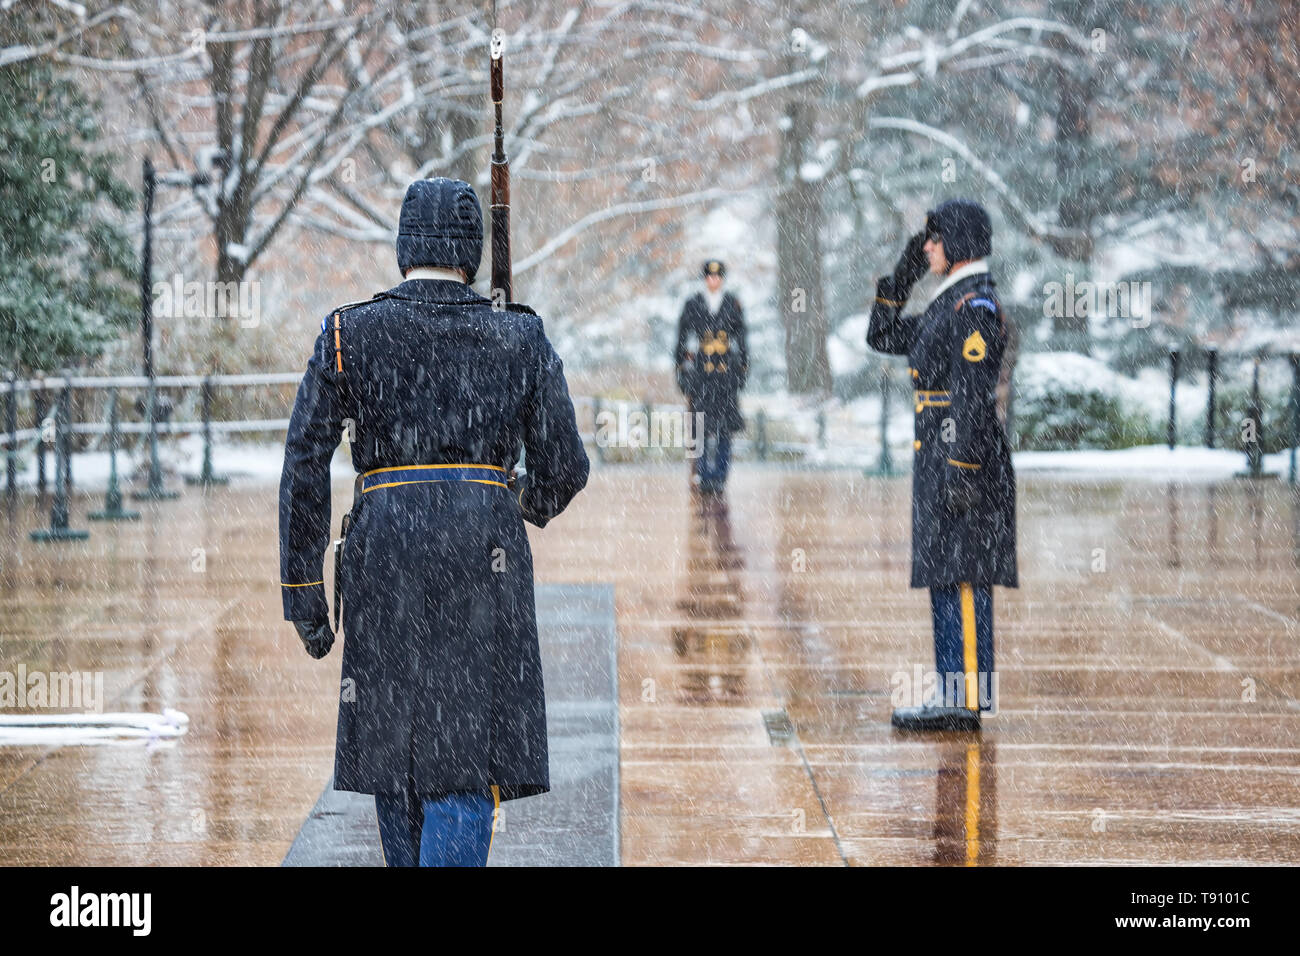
[293,618,335,659]
[891,232,928,292]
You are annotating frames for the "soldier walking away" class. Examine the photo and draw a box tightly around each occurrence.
[674,259,748,494]
[278,177,589,866]
[867,198,1018,732]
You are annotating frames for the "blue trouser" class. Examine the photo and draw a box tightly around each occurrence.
[929,583,996,712]
[697,427,732,489]
[374,786,498,867]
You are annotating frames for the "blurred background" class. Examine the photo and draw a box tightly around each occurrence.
[1,0,1297,467]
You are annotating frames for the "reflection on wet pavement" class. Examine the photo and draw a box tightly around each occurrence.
[1,469,1298,865]
[673,492,747,706]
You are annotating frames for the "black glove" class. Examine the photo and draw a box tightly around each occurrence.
[890,231,928,293]
[675,354,694,395]
[293,618,334,659]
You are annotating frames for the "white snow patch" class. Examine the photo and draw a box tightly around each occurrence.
[1014,445,1290,481]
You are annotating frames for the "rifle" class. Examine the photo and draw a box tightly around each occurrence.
[489,16,511,305]
[490,7,522,488]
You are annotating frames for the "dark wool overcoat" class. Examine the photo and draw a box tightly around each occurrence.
[279,277,588,801]
[674,291,748,433]
[868,268,1018,590]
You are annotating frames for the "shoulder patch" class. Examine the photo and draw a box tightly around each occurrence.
[962,330,987,362]
[955,291,998,313]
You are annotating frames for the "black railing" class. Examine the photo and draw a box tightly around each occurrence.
[1165,348,1300,480]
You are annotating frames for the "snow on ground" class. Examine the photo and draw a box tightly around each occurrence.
[6,432,355,493]
[1013,444,1292,480]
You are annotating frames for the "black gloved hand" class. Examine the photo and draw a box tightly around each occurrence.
[293,618,334,659]
[945,466,981,517]
[676,354,695,395]
[890,231,928,293]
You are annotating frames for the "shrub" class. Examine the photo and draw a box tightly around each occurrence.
[1012,352,1164,450]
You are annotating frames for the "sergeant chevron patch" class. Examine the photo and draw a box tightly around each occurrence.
[963,330,987,362]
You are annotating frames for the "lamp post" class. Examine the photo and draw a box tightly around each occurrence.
[133,157,178,501]
[134,155,222,500]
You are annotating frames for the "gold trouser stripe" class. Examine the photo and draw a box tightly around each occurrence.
[281,580,323,588]
[960,582,978,711]
[333,312,343,373]
[363,478,508,492]
[487,784,501,862]
[965,742,981,865]
[362,463,506,477]
[947,458,981,470]
[875,296,903,307]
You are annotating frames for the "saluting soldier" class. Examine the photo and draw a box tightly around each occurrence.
[867,198,1017,732]
[278,177,589,866]
[674,259,748,493]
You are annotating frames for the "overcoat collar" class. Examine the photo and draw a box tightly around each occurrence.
[384,278,493,306]
[923,259,989,307]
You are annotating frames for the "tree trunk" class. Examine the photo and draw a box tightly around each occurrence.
[776,97,831,395]
[1048,0,1099,354]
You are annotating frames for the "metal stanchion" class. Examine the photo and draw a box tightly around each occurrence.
[34,386,48,496]
[1236,352,1270,480]
[186,374,229,486]
[31,372,88,541]
[90,387,139,521]
[1288,353,1298,487]
[1167,348,1180,450]
[755,409,768,462]
[865,364,895,477]
[4,372,15,498]
[1247,353,1264,479]
[1204,347,1218,449]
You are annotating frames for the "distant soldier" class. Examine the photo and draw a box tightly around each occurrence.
[867,198,1018,731]
[674,259,748,493]
[279,177,589,865]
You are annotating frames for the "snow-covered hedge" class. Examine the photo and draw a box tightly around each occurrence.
[1013,351,1296,452]
[1013,352,1163,450]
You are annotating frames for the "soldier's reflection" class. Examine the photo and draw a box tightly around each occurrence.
[672,490,748,704]
[931,740,998,866]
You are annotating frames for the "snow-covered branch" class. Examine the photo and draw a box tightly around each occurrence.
[867,116,1087,243]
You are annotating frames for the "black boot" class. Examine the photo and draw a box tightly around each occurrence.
[890,703,982,732]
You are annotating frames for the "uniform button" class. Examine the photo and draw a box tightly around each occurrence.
[914,440,922,450]
[915,404,923,413]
